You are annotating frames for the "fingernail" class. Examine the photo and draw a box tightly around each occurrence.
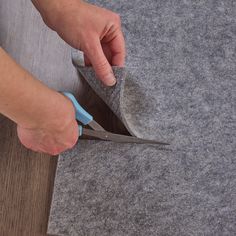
[104,73,116,86]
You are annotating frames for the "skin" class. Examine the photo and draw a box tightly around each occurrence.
[0,0,126,155]
[32,0,126,85]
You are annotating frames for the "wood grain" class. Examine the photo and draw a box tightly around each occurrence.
[0,115,57,236]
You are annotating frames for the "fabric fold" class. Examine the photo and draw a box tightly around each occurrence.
[78,66,127,127]
[75,64,167,141]
[76,65,151,139]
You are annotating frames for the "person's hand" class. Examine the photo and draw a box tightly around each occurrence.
[0,48,79,155]
[33,0,126,86]
[17,92,79,155]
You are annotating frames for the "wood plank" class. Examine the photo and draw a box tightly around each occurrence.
[0,115,57,236]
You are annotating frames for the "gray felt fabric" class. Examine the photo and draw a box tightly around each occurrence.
[48,141,236,236]
[77,66,148,137]
[48,1,236,235]
[78,67,128,130]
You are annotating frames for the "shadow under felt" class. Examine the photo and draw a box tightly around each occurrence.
[74,68,130,137]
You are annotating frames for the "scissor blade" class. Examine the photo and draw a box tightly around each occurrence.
[82,128,169,145]
[88,120,105,131]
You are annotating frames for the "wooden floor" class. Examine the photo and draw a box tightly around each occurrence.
[0,115,58,236]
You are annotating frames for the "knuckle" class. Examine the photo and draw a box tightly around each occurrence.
[95,62,111,76]
[81,34,96,53]
[83,43,100,60]
[95,59,108,70]
[81,40,91,52]
[71,35,82,50]
[113,13,121,24]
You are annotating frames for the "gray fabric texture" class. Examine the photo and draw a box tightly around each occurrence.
[48,0,236,235]
[78,67,127,129]
[48,140,235,236]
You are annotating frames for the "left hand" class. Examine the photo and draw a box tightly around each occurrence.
[32,0,126,86]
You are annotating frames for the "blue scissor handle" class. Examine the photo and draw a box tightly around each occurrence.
[62,92,93,126]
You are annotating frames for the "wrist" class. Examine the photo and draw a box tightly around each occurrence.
[32,0,60,29]
[32,0,84,30]
[42,92,76,130]
[0,48,76,132]
[19,91,76,131]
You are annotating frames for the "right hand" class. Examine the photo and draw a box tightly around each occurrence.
[17,92,79,155]
[0,48,79,156]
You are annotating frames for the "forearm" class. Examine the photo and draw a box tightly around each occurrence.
[0,48,66,128]
[31,0,58,28]
[31,0,80,29]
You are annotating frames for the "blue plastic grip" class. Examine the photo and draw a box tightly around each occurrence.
[62,92,93,125]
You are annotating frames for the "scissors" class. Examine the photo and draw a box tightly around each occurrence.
[62,92,169,145]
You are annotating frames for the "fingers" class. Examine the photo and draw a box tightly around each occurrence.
[83,37,116,86]
[109,30,126,66]
[84,54,92,66]
[17,117,79,156]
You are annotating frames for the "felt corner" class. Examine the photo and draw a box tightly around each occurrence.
[71,49,155,139]
[76,66,138,134]
[78,67,126,116]
[74,65,164,139]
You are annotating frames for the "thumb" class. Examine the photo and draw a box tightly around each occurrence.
[84,38,116,86]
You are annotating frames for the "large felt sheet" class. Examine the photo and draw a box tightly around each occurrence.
[48,141,236,236]
[48,1,236,235]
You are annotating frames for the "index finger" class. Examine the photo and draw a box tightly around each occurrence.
[109,29,126,66]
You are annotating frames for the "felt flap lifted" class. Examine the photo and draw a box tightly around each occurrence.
[73,61,167,141]
[77,66,127,128]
